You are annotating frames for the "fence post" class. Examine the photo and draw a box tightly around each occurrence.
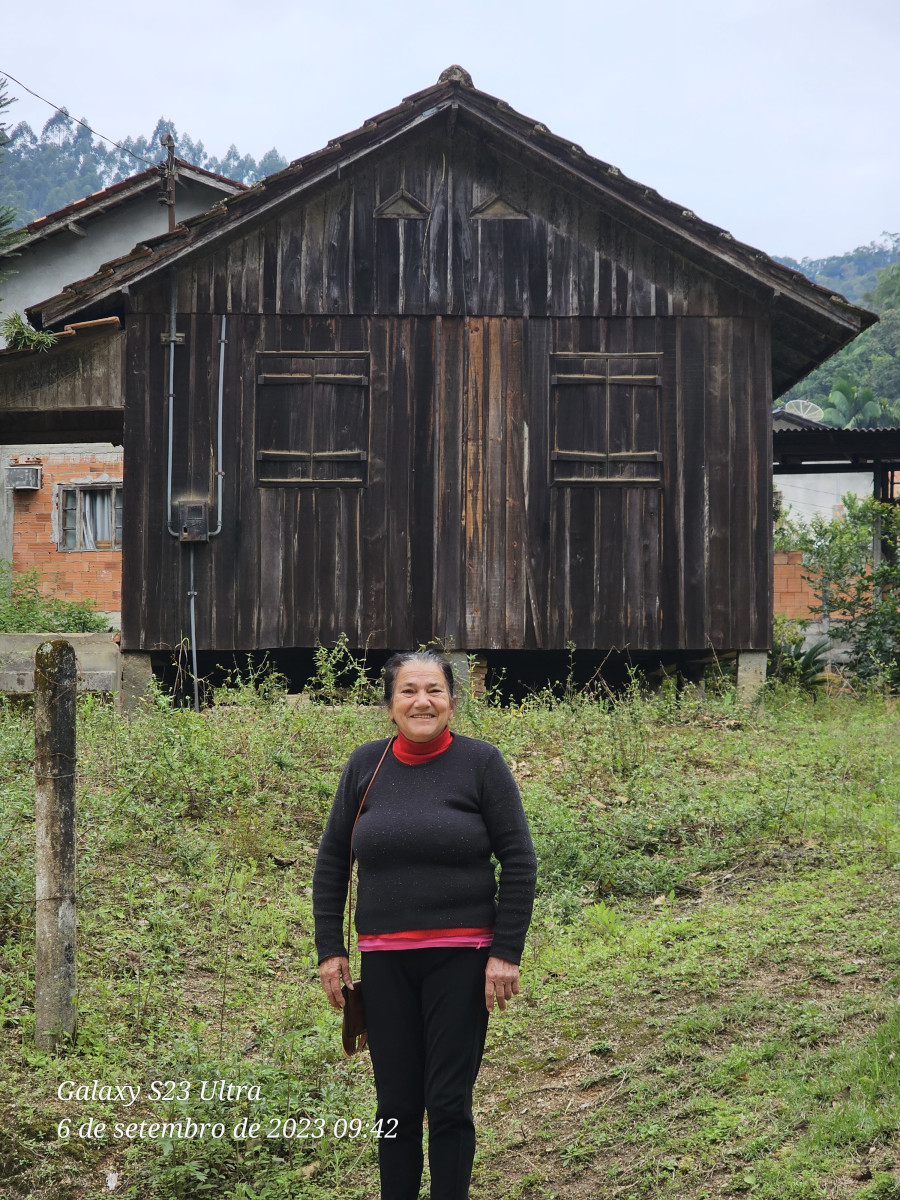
[34,638,77,1051]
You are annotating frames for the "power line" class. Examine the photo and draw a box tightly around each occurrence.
[0,68,156,167]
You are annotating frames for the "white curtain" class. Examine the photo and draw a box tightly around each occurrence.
[81,490,113,550]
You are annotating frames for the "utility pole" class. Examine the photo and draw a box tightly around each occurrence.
[159,132,176,234]
[34,639,77,1051]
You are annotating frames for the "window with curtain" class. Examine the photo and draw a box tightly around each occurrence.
[58,485,123,550]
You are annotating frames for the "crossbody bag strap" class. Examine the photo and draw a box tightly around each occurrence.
[346,736,395,963]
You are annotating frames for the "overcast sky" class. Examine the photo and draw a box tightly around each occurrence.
[3,0,897,261]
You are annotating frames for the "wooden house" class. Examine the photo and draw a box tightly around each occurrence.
[14,67,876,683]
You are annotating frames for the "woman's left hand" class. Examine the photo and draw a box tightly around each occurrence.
[485,956,520,1012]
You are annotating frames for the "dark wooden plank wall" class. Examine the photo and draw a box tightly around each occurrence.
[122,125,773,655]
[137,130,758,323]
[122,312,771,655]
[0,329,125,413]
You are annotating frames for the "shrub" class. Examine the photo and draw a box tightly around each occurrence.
[0,311,57,352]
[789,497,900,687]
[768,616,831,691]
[0,561,110,632]
[308,634,380,704]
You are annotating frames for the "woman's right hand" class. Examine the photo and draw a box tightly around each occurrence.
[319,955,353,1009]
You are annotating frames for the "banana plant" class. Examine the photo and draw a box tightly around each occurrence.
[821,374,886,429]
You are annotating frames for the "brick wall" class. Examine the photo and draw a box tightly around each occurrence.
[10,451,123,616]
[774,549,875,624]
[773,550,820,620]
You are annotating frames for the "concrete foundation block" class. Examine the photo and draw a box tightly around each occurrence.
[736,650,768,702]
[117,651,154,716]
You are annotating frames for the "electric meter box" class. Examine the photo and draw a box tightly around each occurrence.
[176,500,210,542]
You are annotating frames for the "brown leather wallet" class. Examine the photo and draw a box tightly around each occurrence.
[341,981,367,1056]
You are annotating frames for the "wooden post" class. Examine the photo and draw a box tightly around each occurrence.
[34,639,77,1051]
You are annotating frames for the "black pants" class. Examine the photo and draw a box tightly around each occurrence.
[361,947,491,1200]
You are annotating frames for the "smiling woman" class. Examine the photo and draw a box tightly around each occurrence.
[387,659,455,743]
[312,649,537,1200]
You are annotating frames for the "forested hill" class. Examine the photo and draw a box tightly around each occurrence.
[0,108,287,226]
[775,235,900,305]
[775,236,900,415]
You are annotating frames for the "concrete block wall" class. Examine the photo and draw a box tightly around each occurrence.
[6,448,123,624]
[0,632,120,694]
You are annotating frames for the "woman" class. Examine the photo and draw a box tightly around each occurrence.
[313,649,537,1200]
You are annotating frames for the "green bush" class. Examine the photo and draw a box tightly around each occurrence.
[768,617,831,691]
[0,311,57,352]
[308,634,380,704]
[778,497,900,687]
[0,561,110,633]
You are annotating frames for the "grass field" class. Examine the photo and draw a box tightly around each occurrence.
[1,677,899,1199]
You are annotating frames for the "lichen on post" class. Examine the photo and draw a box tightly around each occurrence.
[34,638,78,1051]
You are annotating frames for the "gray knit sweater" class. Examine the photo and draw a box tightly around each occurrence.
[312,734,537,965]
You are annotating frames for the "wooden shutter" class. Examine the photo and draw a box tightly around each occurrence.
[549,353,662,485]
[256,352,369,487]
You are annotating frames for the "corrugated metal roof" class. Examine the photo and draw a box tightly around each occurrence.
[774,425,900,471]
[773,409,828,430]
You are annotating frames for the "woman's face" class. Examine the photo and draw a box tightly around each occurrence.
[388,662,456,742]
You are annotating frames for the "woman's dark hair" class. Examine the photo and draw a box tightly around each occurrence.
[383,650,456,705]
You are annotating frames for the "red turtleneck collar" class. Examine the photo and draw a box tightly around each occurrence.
[392,726,453,765]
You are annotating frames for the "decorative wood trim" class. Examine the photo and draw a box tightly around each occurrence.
[257,450,368,461]
[551,374,661,386]
[256,478,366,488]
[550,478,664,487]
[257,373,368,385]
[469,193,527,220]
[374,188,429,218]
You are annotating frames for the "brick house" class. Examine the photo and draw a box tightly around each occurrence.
[7,446,123,616]
[772,415,900,630]
[1,159,243,626]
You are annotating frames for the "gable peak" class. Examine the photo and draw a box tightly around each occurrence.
[438,65,474,87]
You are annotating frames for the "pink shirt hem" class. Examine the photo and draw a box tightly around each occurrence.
[358,933,494,951]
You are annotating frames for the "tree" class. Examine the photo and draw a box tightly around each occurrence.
[863,262,900,314]
[795,494,900,687]
[820,374,891,429]
[775,234,900,305]
[255,148,289,179]
[0,106,288,225]
[0,77,24,299]
[779,254,900,413]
